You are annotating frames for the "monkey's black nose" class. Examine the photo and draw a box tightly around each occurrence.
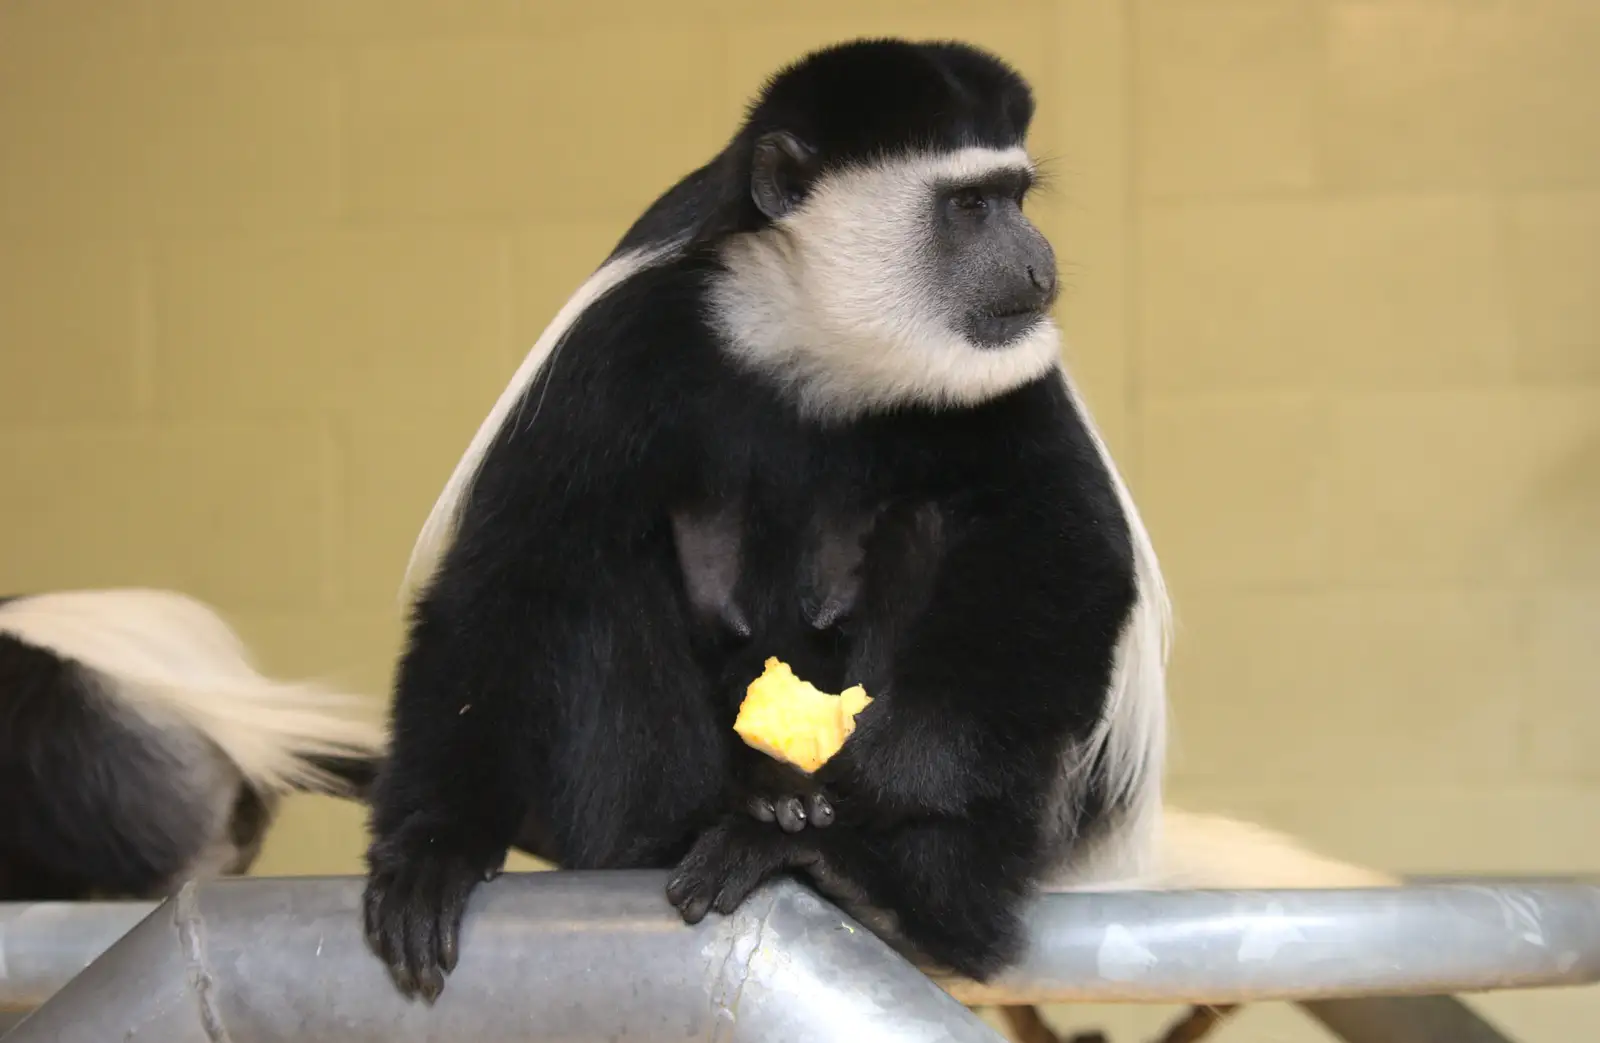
[1002,258,1057,316]
[1010,226,1059,312]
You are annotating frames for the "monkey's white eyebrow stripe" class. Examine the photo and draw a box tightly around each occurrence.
[823,145,1035,190]
[913,145,1035,183]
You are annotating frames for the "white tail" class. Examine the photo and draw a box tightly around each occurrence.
[1148,807,1397,888]
[0,589,386,795]
[1049,805,1397,893]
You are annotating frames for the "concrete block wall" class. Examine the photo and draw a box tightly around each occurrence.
[1,1,1595,1037]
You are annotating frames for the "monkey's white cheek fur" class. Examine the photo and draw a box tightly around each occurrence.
[709,146,1064,423]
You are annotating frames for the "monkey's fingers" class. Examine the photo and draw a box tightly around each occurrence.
[361,840,487,1004]
[362,872,411,995]
[712,848,779,916]
[435,861,481,976]
[667,831,724,924]
[804,792,834,827]
[372,873,424,998]
[669,820,796,922]
[667,866,717,924]
[747,795,778,823]
[402,866,447,1002]
[775,796,808,833]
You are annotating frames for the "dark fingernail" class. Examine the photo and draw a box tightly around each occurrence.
[684,894,712,924]
[776,797,807,832]
[715,883,755,916]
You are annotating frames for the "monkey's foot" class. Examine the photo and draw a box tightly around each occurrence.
[666,818,809,923]
[746,790,835,832]
[362,829,503,1003]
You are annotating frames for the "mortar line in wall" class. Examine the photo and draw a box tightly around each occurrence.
[1308,0,1333,203]
[318,413,346,610]
[330,37,352,226]
[1121,0,1143,489]
[1483,190,1531,390]
[131,237,157,425]
[496,226,516,366]
[1135,183,1545,208]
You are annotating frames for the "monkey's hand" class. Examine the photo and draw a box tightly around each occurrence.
[734,745,836,832]
[666,816,815,923]
[746,790,835,832]
[362,824,505,1003]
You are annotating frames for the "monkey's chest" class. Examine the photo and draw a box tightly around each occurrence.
[671,478,946,713]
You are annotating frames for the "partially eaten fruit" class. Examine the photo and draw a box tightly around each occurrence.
[733,657,872,773]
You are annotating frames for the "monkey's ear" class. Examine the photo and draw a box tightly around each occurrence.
[750,130,817,221]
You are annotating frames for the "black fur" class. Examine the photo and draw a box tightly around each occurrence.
[0,596,381,901]
[0,628,214,900]
[364,38,1137,1001]
[304,753,383,799]
[614,37,1036,253]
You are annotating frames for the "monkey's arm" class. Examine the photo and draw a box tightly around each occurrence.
[362,354,710,1001]
[671,466,1138,979]
[822,488,1134,826]
[362,577,538,987]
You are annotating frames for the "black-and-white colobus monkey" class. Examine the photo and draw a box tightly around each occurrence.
[362,37,1385,1002]
[0,588,384,900]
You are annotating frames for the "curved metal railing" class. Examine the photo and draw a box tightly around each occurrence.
[1,872,1597,1041]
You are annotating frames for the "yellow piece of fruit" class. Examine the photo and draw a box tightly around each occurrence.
[733,658,872,774]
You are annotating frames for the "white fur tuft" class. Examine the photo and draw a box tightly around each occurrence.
[1033,371,1386,895]
[709,146,1061,423]
[403,242,682,596]
[1033,357,1173,883]
[1048,806,1398,892]
[0,589,385,795]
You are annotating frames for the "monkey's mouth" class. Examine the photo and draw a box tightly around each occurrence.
[965,308,1043,348]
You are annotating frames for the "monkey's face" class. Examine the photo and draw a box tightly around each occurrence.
[709,139,1064,420]
[929,167,1059,348]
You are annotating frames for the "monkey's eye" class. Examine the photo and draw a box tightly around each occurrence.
[948,187,988,212]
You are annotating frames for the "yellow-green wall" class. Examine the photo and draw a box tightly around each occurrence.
[2,1,1596,1039]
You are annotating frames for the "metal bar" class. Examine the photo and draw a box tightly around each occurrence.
[1301,995,1519,1043]
[3,878,1599,1039]
[0,902,152,1017]
[0,902,153,1011]
[938,882,1600,1006]
[2,871,1004,1043]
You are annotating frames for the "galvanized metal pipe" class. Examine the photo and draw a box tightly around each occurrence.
[2,871,1004,1043]
[942,880,1600,1006]
[0,902,151,1012]
[4,876,1600,1041]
